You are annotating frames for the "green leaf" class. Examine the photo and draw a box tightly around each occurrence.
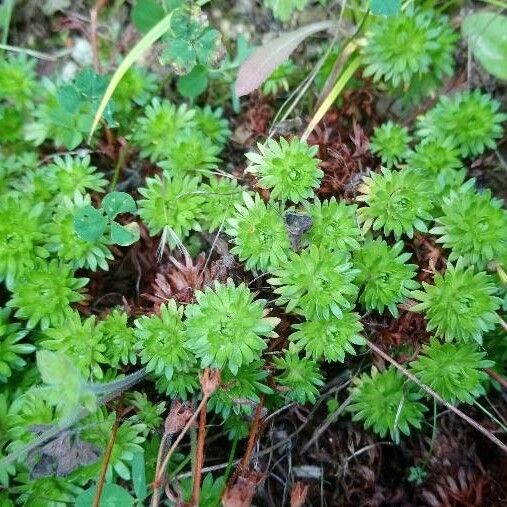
[101,191,137,219]
[36,350,81,385]
[462,11,507,81]
[195,28,223,68]
[162,37,197,74]
[177,64,208,97]
[132,0,165,33]
[370,0,400,16]
[110,221,140,246]
[132,452,148,500]
[75,483,135,507]
[74,205,108,242]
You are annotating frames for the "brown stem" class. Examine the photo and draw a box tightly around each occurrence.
[150,397,209,507]
[92,404,122,507]
[486,368,507,391]
[228,397,264,490]
[90,0,108,73]
[365,339,507,454]
[190,399,207,506]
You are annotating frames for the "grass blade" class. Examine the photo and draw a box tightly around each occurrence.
[87,10,175,142]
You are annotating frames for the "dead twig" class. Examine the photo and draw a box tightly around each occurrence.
[90,0,108,73]
[190,398,208,506]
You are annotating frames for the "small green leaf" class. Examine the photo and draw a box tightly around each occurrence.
[75,483,135,507]
[462,12,507,81]
[132,452,148,500]
[73,205,108,242]
[162,37,197,74]
[132,0,165,33]
[102,192,137,219]
[370,0,400,16]
[110,221,140,246]
[36,350,81,386]
[177,64,208,98]
[195,28,223,68]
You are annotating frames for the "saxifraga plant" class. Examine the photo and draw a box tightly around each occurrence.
[416,90,507,157]
[357,167,434,239]
[7,260,88,330]
[354,237,419,317]
[362,7,456,98]
[369,121,411,167]
[431,179,507,268]
[185,280,280,374]
[245,137,322,203]
[137,171,204,248]
[134,301,192,380]
[411,259,502,344]
[410,337,494,404]
[348,366,427,443]
[268,245,359,319]
[226,192,291,272]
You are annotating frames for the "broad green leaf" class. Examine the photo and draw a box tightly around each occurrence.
[73,205,108,242]
[132,0,165,33]
[36,350,81,385]
[101,191,137,219]
[370,0,400,16]
[110,221,140,246]
[462,11,507,81]
[177,64,208,97]
[88,11,175,141]
[75,483,135,507]
[132,452,148,500]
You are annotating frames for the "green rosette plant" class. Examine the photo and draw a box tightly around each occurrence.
[246,137,322,203]
[369,122,411,167]
[416,90,507,157]
[269,245,359,319]
[272,349,324,404]
[226,192,291,272]
[289,311,364,362]
[357,168,433,239]
[131,98,196,161]
[137,171,204,247]
[411,259,502,343]
[134,301,192,380]
[362,7,456,97]
[303,198,361,252]
[354,238,419,316]
[7,260,88,330]
[431,180,507,268]
[410,337,493,404]
[348,366,427,443]
[185,281,280,374]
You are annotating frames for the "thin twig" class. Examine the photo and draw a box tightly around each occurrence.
[92,404,122,507]
[366,339,507,454]
[229,397,265,488]
[90,0,108,73]
[486,368,507,390]
[191,400,208,506]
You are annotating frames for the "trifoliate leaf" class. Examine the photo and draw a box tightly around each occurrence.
[102,191,137,219]
[73,205,108,242]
